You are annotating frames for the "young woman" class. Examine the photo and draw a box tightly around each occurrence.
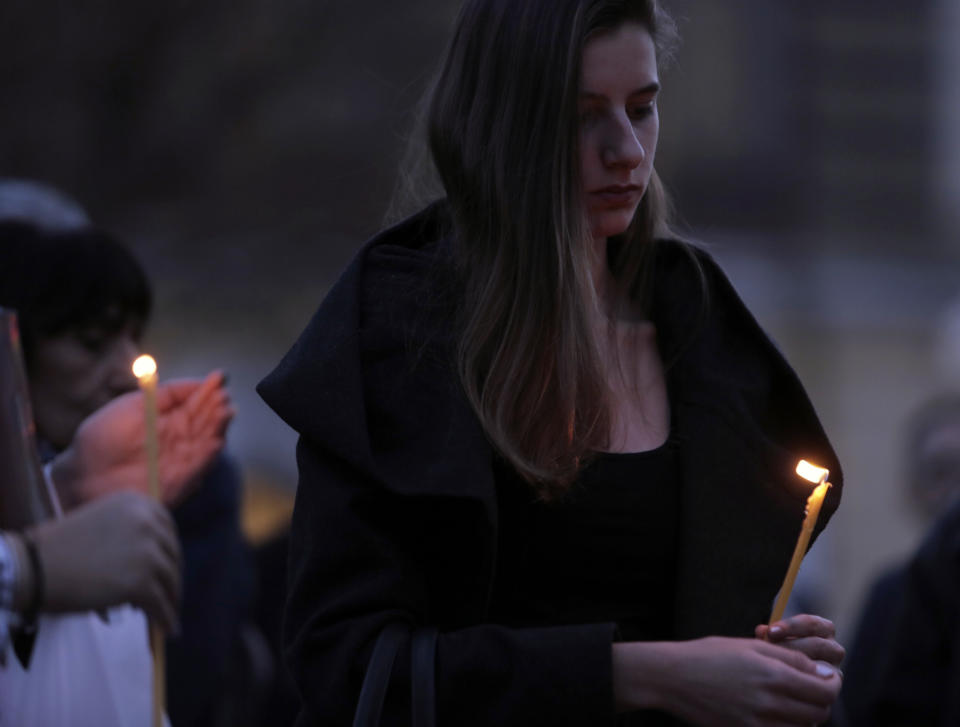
[260,1,845,724]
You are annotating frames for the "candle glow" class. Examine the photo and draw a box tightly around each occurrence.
[796,459,829,485]
[132,354,157,380]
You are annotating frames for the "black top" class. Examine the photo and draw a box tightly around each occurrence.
[491,441,681,643]
[492,442,684,726]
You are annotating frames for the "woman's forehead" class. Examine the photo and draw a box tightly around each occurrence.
[581,23,658,94]
[65,305,145,337]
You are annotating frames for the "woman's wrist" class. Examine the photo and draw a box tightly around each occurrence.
[612,641,680,714]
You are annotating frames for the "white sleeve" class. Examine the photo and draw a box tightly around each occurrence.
[0,533,15,664]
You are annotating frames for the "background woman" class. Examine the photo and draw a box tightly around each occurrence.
[261,1,845,724]
[0,218,253,727]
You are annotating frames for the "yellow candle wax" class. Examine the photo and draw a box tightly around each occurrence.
[769,460,831,625]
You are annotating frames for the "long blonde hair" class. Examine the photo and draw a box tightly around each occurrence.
[427,0,678,497]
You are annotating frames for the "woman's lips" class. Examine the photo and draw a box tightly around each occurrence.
[591,184,642,206]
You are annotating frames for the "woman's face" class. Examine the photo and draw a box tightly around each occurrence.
[29,322,141,450]
[578,22,660,240]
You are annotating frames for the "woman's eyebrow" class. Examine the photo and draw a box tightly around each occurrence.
[632,81,660,95]
[579,81,661,100]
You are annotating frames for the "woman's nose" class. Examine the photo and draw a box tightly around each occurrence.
[108,337,141,392]
[602,117,645,170]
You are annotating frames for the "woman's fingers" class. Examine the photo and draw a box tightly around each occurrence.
[182,370,227,419]
[757,614,845,668]
[182,374,233,440]
[775,636,845,666]
[769,614,836,640]
[158,371,230,440]
[155,378,205,413]
[755,641,841,703]
[152,371,232,504]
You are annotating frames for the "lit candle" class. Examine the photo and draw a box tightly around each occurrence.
[769,460,832,625]
[132,354,164,727]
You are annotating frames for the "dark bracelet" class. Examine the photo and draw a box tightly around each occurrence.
[20,533,44,629]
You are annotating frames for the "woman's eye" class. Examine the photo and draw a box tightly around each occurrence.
[579,109,598,124]
[73,329,108,354]
[630,103,654,119]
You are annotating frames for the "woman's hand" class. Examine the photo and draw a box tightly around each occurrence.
[24,492,182,633]
[50,370,234,508]
[613,636,841,726]
[755,614,845,668]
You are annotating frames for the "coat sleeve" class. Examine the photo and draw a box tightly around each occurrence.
[285,432,619,727]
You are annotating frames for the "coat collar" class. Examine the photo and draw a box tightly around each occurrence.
[258,201,494,504]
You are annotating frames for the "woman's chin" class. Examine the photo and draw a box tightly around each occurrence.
[589,209,638,240]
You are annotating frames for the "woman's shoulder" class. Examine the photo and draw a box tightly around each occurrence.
[362,199,452,264]
[358,200,456,341]
[652,236,724,291]
[651,235,769,349]
[360,199,453,292]
[257,201,456,441]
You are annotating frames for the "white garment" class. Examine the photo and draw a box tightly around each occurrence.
[0,606,169,727]
[0,535,16,663]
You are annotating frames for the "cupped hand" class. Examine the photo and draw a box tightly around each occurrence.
[29,491,182,633]
[50,370,234,508]
[642,636,841,726]
[756,614,845,668]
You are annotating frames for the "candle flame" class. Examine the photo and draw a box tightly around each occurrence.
[132,354,157,379]
[796,459,829,484]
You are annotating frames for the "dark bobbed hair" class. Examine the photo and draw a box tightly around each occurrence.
[427,0,679,495]
[0,222,152,367]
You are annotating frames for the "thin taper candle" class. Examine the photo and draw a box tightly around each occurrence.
[769,461,831,625]
[133,354,165,727]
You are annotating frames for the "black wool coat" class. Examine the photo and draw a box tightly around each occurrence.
[258,202,843,727]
